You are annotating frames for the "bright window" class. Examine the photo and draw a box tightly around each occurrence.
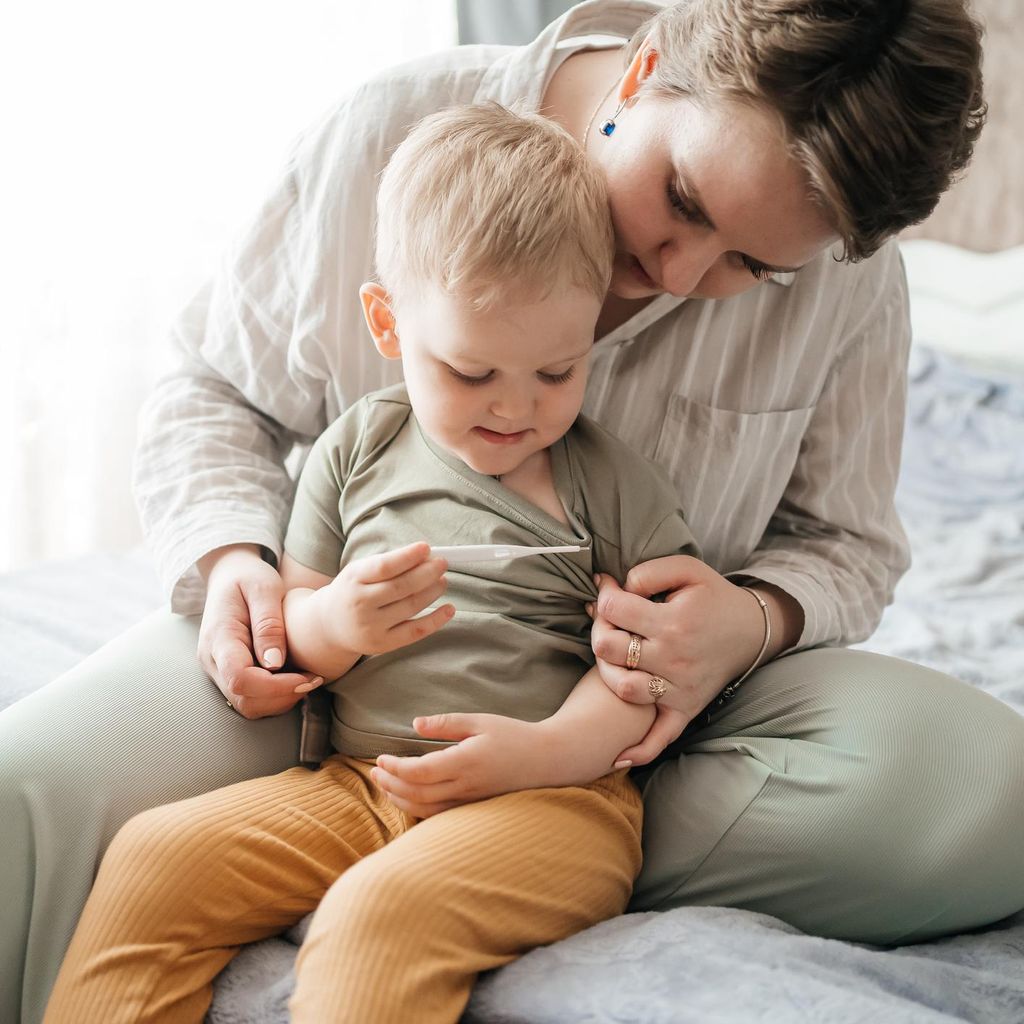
[0,0,457,571]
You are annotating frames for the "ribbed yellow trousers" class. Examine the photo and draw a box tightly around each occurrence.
[43,756,642,1024]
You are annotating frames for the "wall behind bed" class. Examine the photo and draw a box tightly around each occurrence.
[901,0,1023,253]
[898,0,1024,375]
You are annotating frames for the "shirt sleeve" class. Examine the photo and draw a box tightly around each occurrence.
[620,456,702,576]
[283,402,371,578]
[634,508,701,568]
[133,85,381,615]
[725,250,913,650]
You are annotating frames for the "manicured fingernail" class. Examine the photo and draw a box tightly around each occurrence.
[585,603,594,617]
[593,573,600,585]
[293,677,324,694]
[614,760,633,770]
[263,648,283,669]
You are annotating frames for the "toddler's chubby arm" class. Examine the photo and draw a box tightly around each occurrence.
[529,666,658,783]
[371,667,680,818]
[281,541,453,680]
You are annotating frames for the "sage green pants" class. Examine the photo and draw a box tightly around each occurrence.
[3,611,1024,1024]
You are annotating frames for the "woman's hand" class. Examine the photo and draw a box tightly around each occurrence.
[614,706,691,767]
[198,545,322,719]
[370,713,559,818]
[588,556,801,721]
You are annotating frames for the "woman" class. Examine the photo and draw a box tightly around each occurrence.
[4,1,1022,1021]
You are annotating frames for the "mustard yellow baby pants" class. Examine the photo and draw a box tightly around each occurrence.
[42,756,642,1024]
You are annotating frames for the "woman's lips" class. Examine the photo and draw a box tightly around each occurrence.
[630,255,659,289]
[474,426,528,445]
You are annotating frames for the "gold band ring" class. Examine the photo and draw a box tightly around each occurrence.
[648,676,668,700]
[625,633,643,671]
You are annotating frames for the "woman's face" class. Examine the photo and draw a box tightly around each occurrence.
[590,91,839,301]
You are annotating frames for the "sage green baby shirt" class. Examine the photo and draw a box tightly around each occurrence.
[284,382,699,757]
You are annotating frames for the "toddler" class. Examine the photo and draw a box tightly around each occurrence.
[45,103,699,1024]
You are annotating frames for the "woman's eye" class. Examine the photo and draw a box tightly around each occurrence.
[741,257,773,281]
[666,183,703,224]
[539,367,575,385]
[449,368,492,386]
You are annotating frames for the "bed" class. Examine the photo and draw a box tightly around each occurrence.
[2,237,1022,1023]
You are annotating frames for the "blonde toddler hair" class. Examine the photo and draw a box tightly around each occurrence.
[374,102,613,310]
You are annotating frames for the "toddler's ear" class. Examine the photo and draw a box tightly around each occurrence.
[359,282,400,358]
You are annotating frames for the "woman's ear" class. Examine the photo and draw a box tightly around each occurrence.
[619,37,659,105]
[359,282,400,359]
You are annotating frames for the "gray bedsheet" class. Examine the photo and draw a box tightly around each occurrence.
[2,345,1022,1022]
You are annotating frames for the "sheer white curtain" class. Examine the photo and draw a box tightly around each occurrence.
[0,0,457,572]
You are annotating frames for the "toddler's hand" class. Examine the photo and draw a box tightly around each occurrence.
[324,541,454,655]
[370,713,551,818]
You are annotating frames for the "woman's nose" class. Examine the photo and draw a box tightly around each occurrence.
[659,237,718,297]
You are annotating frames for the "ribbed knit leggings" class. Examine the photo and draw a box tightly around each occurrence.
[42,756,642,1024]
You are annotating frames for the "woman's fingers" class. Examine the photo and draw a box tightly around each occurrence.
[208,630,256,693]
[231,666,321,702]
[238,572,291,671]
[594,574,660,636]
[615,706,690,766]
[591,616,660,674]
[595,657,664,705]
[218,663,319,719]
[622,554,707,598]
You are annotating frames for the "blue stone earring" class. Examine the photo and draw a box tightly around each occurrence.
[599,97,629,136]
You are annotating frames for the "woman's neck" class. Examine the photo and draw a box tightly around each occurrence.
[595,292,654,339]
[540,46,623,144]
[541,48,656,340]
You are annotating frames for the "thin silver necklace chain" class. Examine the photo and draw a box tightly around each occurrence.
[581,79,619,145]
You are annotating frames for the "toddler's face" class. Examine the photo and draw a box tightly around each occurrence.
[388,284,600,477]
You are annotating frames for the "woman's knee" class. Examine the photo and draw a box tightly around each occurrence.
[638,651,1024,941]
[838,655,1024,939]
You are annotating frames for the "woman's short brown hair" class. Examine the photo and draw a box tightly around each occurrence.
[627,0,987,261]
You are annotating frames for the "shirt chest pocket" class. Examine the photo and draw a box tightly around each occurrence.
[651,394,816,573]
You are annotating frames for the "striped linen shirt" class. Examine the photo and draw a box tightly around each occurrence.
[134,0,911,650]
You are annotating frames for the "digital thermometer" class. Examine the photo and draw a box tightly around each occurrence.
[429,543,584,564]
